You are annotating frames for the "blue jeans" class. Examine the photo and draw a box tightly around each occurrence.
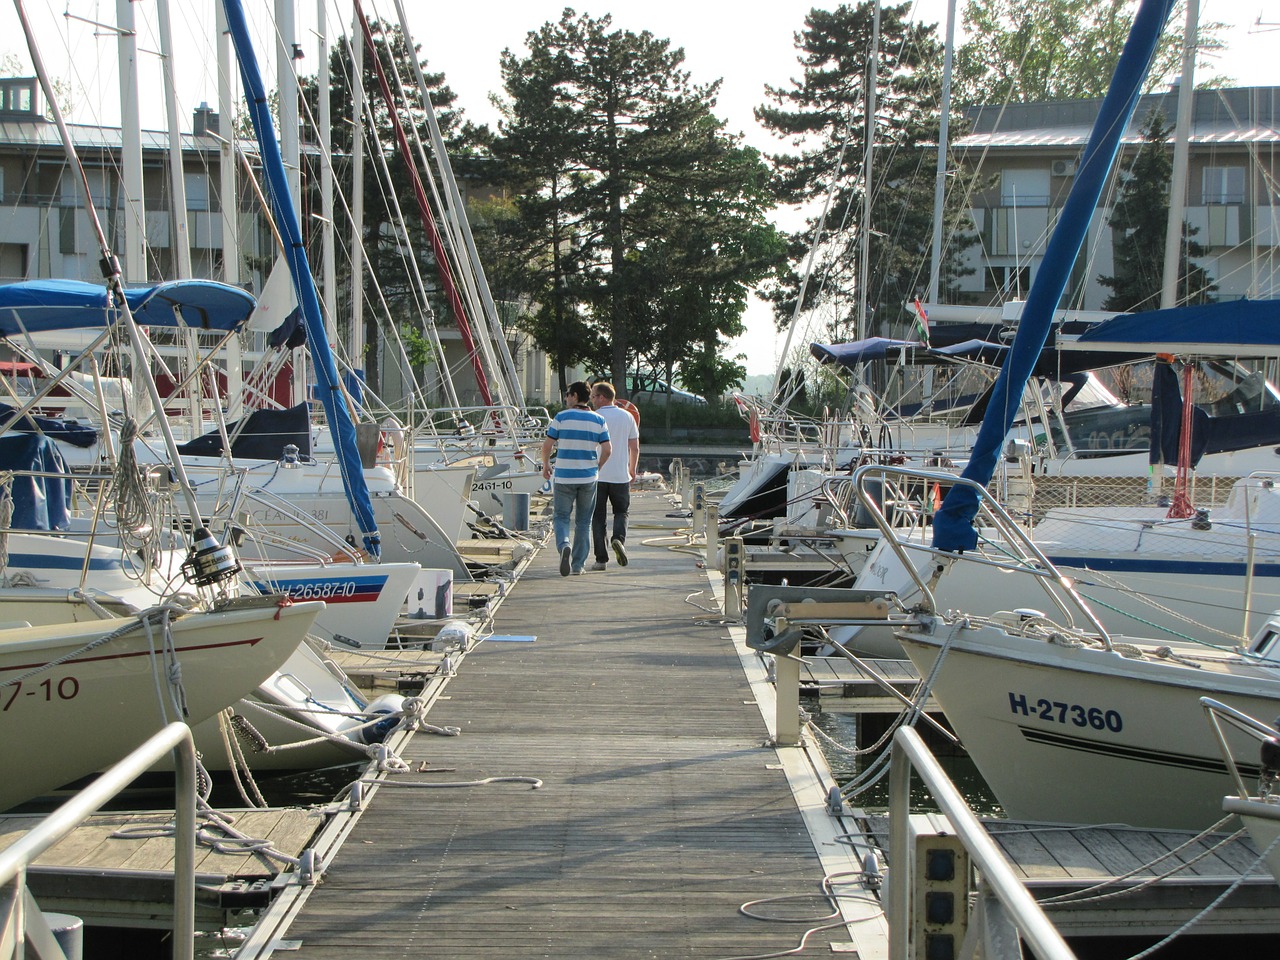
[553,482,597,572]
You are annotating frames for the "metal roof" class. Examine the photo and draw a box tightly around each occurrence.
[956,85,1280,151]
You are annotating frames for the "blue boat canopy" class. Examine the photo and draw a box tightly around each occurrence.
[0,279,256,336]
[811,338,927,366]
[1065,299,1280,357]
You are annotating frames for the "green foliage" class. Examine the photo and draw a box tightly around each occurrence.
[491,9,785,397]
[1097,109,1216,311]
[954,0,1230,106]
[756,2,978,345]
[401,325,436,368]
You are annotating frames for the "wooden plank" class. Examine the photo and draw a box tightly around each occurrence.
[271,492,858,959]
[0,809,318,880]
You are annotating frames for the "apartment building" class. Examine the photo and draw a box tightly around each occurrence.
[941,85,1280,322]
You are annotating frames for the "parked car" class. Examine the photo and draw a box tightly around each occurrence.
[624,373,707,405]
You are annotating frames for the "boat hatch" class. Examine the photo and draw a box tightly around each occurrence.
[1248,620,1280,660]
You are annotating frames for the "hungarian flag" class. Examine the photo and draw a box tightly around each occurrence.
[912,298,931,345]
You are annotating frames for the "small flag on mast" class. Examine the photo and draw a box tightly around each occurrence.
[912,298,931,345]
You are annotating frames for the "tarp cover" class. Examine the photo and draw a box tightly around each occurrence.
[0,279,256,336]
[0,432,71,530]
[176,403,312,461]
[1071,298,1280,357]
[0,403,98,448]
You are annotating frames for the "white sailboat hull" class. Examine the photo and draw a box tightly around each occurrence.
[898,615,1280,830]
[0,597,323,811]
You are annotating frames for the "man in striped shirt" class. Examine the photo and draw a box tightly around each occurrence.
[541,381,612,576]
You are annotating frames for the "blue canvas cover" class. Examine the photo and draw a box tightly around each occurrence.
[0,403,98,448]
[1073,299,1280,357]
[0,279,255,335]
[0,432,71,530]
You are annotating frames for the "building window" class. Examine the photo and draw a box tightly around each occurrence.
[985,265,1031,298]
[1000,169,1051,207]
[1202,166,1245,205]
[59,208,76,254]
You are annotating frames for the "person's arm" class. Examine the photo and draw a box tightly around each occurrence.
[598,439,612,470]
[627,437,640,480]
[541,436,555,478]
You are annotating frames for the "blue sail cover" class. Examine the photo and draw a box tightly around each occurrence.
[932,0,1177,553]
[0,279,255,335]
[1071,298,1280,356]
[222,0,380,557]
[811,338,924,365]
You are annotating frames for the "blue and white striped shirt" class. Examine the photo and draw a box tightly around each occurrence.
[547,407,610,484]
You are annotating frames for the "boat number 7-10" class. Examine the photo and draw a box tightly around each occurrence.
[3,677,81,710]
[1008,693,1123,732]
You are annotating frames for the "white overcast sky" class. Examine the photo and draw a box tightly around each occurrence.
[1,0,1274,375]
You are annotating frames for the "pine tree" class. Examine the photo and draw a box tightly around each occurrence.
[1098,109,1216,312]
[493,10,784,398]
[757,2,976,345]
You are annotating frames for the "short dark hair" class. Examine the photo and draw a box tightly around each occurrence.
[592,381,616,401]
[566,380,591,404]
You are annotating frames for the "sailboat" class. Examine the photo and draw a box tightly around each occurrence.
[853,0,1280,830]
[0,595,324,812]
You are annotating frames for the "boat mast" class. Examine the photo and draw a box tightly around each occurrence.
[1160,0,1199,309]
[349,14,366,372]
[274,0,308,408]
[156,0,203,440]
[391,0,527,419]
[221,0,382,557]
[927,0,957,305]
[115,0,146,282]
[857,0,881,343]
[318,0,337,346]
[216,1,243,420]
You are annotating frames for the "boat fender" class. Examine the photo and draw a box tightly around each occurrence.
[359,693,407,745]
[435,619,474,651]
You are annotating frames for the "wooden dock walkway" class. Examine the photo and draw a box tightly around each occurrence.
[243,490,878,959]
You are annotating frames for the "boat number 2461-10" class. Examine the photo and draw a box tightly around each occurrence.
[4,677,80,710]
[1009,692,1123,732]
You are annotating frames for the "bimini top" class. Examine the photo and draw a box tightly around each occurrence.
[0,279,256,336]
[1064,298,1280,358]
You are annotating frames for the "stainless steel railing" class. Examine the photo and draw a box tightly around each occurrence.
[0,722,196,960]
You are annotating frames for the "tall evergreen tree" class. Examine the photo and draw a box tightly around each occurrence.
[493,9,784,397]
[1098,110,1216,312]
[757,3,976,345]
